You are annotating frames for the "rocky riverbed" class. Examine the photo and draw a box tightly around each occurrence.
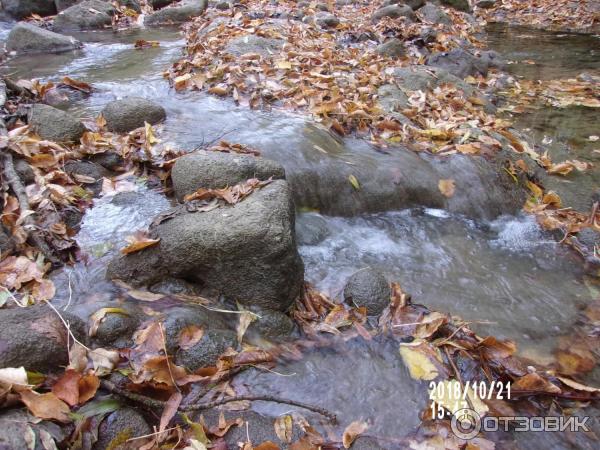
[0,0,599,449]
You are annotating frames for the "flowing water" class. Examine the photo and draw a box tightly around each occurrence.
[3,21,600,447]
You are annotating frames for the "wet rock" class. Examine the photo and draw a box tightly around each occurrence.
[162,307,229,354]
[0,305,86,373]
[88,151,124,171]
[376,38,405,57]
[296,213,330,246]
[94,408,151,450]
[28,104,86,143]
[175,329,237,370]
[64,160,109,181]
[246,306,295,340]
[0,409,71,450]
[476,0,495,7]
[225,34,284,56]
[383,0,425,9]
[344,268,391,315]
[53,0,115,31]
[107,180,304,311]
[203,410,303,448]
[2,0,57,19]
[171,150,286,201]
[440,0,471,12]
[372,4,415,22]
[149,276,204,296]
[144,0,208,25]
[92,304,143,348]
[418,2,452,24]
[0,224,15,256]
[55,0,78,12]
[150,0,175,8]
[426,48,493,78]
[6,22,82,54]
[577,228,599,251]
[61,206,83,230]
[101,97,166,133]
[315,12,340,28]
[14,157,35,184]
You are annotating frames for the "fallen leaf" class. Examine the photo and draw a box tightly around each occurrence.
[512,373,561,394]
[348,174,360,190]
[399,344,440,380]
[20,390,71,422]
[52,369,81,406]
[342,420,368,449]
[274,415,293,444]
[179,325,205,350]
[160,391,183,433]
[121,230,160,255]
[237,310,258,343]
[438,179,455,198]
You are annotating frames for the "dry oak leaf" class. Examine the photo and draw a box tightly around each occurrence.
[20,390,71,422]
[438,179,455,198]
[342,420,369,449]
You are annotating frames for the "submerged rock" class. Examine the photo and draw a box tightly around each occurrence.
[6,22,82,54]
[246,306,296,340]
[92,303,143,348]
[344,268,391,315]
[2,0,57,19]
[372,4,415,22]
[171,150,285,201]
[107,180,304,311]
[296,213,330,246]
[175,329,237,370]
[0,305,86,373]
[101,97,166,133]
[144,0,208,25]
[53,0,115,31]
[28,104,86,143]
[94,408,151,450]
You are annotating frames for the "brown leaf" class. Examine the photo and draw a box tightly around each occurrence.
[78,373,100,404]
[20,390,71,422]
[62,76,92,93]
[52,369,81,406]
[254,442,281,450]
[438,179,455,198]
[342,420,368,449]
[179,325,205,350]
[121,230,160,255]
[512,373,561,394]
[479,336,516,360]
[160,391,183,433]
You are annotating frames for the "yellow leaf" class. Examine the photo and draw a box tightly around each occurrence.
[348,174,360,190]
[399,345,439,380]
[275,60,292,69]
[438,179,455,198]
[274,415,293,443]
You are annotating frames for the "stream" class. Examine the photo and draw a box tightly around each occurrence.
[2,19,599,448]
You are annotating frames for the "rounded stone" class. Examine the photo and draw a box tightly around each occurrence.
[101,97,166,133]
[175,329,237,371]
[28,104,86,143]
[343,268,391,315]
[94,408,151,450]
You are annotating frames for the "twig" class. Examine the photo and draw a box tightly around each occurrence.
[43,299,90,351]
[0,150,62,267]
[100,379,337,422]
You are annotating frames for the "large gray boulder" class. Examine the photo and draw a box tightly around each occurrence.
[53,0,115,32]
[418,2,452,25]
[107,180,304,311]
[94,408,151,450]
[6,22,82,54]
[372,4,415,22]
[171,150,286,201]
[55,0,78,11]
[144,0,207,25]
[2,0,56,19]
[0,305,86,373]
[101,97,166,133]
[225,34,284,57]
[344,268,391,315]
[28,104,86,143]
[426,48,496,78]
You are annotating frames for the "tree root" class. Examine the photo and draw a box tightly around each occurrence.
[1,150,62,267]
[100,379,337,423]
